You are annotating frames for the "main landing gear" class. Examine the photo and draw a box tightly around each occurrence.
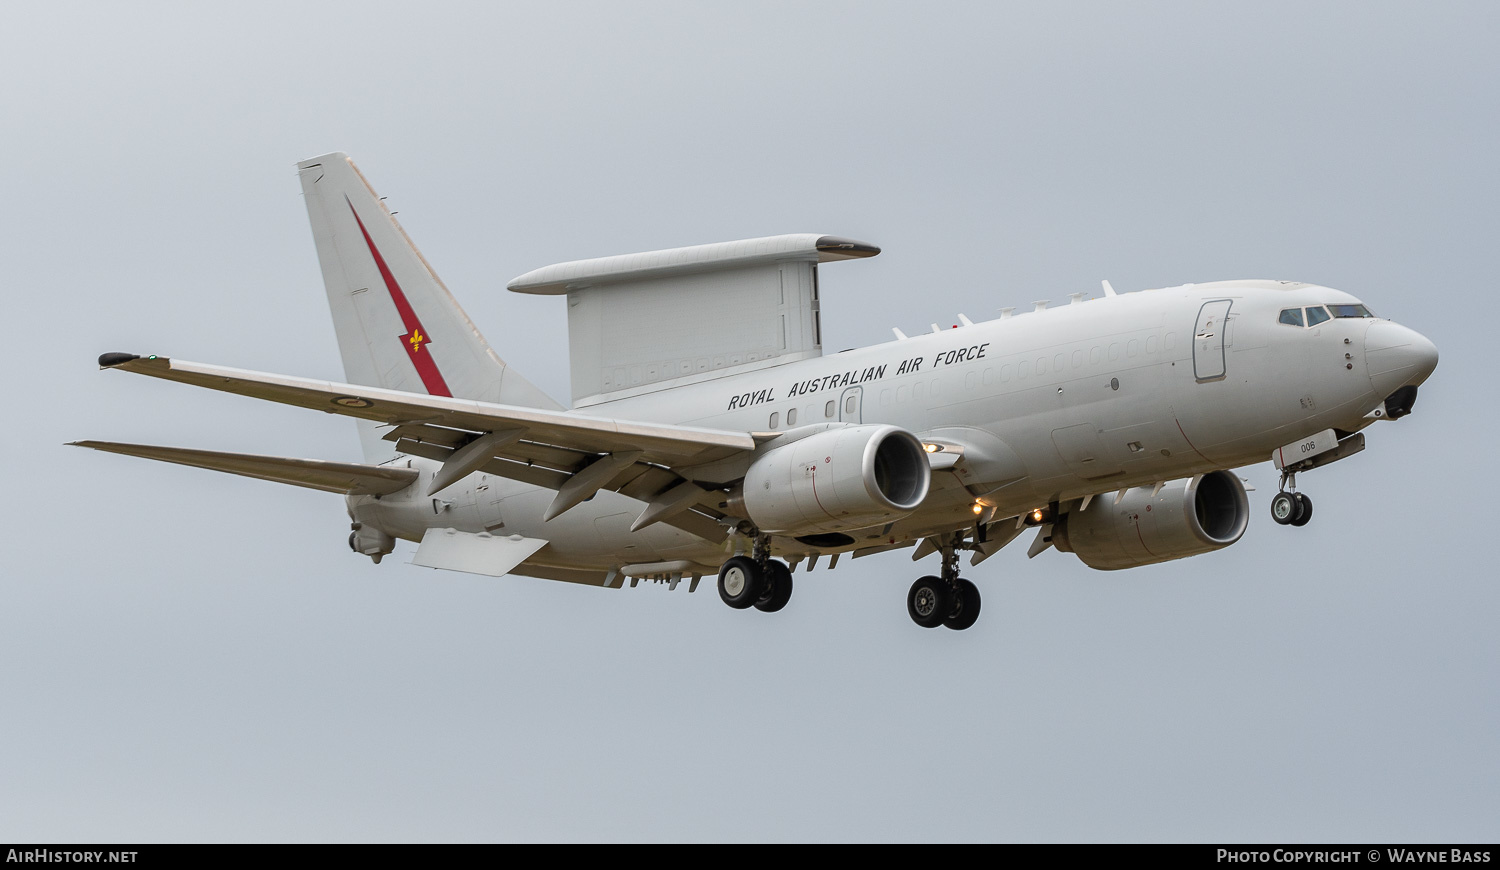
[1270,471,1314,527]
[907,533,981,631]
[717,535,793,613]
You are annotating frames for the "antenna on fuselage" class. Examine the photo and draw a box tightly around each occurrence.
[1101,280,1118,297]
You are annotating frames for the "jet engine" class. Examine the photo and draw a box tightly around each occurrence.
[1052,470,1249,570]
[734,424,930,535]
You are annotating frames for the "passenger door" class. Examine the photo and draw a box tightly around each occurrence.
[1193,300,1233,382]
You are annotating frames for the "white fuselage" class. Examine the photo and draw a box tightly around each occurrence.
[351,280,1432,578]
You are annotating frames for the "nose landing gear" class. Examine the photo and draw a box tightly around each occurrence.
[1270,472,1313,527]
[907,532,982,630]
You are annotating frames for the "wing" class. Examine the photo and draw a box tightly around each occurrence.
[69,440,419,496]
[96,353,761,540]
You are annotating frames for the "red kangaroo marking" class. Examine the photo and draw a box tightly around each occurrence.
[347,199,451,397]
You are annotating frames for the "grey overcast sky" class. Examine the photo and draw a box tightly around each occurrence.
[2,1,1495,843]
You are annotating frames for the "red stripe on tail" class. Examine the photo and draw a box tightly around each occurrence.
[346,199,452,397]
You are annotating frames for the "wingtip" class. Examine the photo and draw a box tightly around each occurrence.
[98,352,139,368]
[67,440,110,450]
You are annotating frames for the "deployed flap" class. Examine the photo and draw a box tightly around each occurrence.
[507,234,878,407]
[69,440,418,495]
[412,528,549,577]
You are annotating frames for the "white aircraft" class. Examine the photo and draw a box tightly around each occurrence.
[75,153,1439,630]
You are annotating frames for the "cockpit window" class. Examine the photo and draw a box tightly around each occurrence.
[1280,304,1365,328]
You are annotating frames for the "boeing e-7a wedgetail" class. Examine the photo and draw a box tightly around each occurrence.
[75,153,1439,630]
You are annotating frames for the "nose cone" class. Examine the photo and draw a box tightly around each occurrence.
[1365,320,1439,395]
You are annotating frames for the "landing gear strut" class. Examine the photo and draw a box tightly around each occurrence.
[907,532,982,631]
[1271,471,1314,527]
[717,533,793,613]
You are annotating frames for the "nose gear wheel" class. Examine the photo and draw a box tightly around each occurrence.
[1272,472,1314,527]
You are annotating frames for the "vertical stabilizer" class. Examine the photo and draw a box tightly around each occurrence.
[297,152,560,460]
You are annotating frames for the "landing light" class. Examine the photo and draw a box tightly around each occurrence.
[923,443,942,453]
[971,503,984,515]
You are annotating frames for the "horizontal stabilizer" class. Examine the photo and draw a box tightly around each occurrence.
[413,528,548,577]
[69,441,418,496]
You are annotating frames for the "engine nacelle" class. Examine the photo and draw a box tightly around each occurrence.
[737,424,930,535]
[1053,470,1249,570]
